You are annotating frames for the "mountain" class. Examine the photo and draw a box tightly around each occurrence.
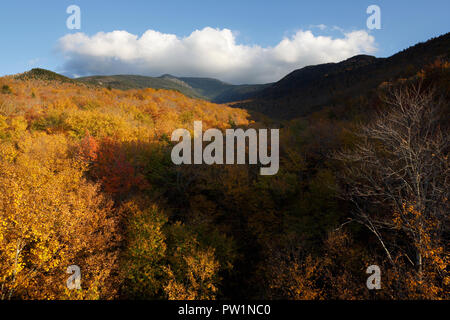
[76,74,204,99]
[233,33,450,119]
[212,83,272,103]
[176,77,271,103]
[12,69,267,103]
[176,77,233,100]
[17,33,449,119]
[76,73,269,103]
[15,68,76,83]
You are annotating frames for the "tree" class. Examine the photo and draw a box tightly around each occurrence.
[265,229,371,300]
[337,84,449,298]
[164,246,220,300]
[0,133,120,300]
[120,200,167,299]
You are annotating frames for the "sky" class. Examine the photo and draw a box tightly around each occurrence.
[0,0,448,84]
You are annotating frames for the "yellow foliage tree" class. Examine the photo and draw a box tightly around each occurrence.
[0,132,120,300]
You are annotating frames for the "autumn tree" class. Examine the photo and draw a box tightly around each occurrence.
[0,133,120,300]
[164,245,220,300]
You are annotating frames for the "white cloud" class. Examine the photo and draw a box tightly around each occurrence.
[58,27,377,84]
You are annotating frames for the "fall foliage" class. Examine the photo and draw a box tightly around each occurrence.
[0,60,448,300]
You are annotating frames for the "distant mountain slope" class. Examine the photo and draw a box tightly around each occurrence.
[76,74,204,99]
[15,68,76,83]
[234,33,450,119]
[76,74,268,103]
[177,77,233,101]
[212,83,272,104]
[175,77,270,103]
[17,33,448,115]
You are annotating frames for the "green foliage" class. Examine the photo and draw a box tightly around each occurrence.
[31,111,67,132]
[121,202,168,299]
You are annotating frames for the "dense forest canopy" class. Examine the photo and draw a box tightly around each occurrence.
[0,40,448,299]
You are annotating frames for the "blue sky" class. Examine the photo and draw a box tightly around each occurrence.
[0,0,448,83]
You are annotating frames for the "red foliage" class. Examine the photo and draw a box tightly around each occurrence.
[92,138,146,196]
[78,131,99,163]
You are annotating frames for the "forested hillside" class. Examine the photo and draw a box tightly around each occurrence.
[0,76,250,299]
[76,73,269,103]
[76,74,205,99]
[74,33,450,121]
[235,33,450,119]
[0,47,448,299]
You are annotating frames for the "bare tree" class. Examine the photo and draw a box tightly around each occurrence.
[336,83,449,278]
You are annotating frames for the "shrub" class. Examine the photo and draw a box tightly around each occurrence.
[1,85,12,94]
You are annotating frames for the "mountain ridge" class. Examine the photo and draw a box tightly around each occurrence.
[76,73,270,103]
[235,32,450,119]
[12,32,449,120]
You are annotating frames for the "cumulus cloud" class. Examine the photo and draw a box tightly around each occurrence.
[58,27,377,84]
